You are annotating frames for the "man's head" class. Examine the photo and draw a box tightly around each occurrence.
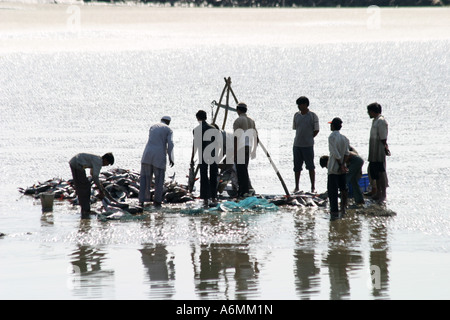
[367,102,382,119]
[161,115,171,125]
[102,152,114,166]
[236,102,248,115]
[196,110,207,121]
[296,96,310,112]
[329,117,343,131]
[296,96,310,114]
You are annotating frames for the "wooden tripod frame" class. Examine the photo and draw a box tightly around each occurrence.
[210,77,291,197]
[212,77,239,129]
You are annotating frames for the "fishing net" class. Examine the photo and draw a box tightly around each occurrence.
[180,196,279,214]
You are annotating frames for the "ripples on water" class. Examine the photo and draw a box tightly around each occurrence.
[1,25,449,299]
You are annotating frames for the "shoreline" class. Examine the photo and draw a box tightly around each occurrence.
[1,0,449,7]
[1,2,449,53]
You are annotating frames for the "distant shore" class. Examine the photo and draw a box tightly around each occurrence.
[1,1,449,53]
[1,0,449,6]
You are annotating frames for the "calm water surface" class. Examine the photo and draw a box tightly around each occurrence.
[0,4,450,300]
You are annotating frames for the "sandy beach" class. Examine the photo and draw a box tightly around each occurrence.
[1,2,449,52]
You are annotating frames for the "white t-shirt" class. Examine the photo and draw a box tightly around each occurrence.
[328,131,350,175]
[293,111,319,147]
[368,114,388,162]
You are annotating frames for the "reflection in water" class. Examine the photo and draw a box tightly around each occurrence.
[140,244,176,299]
[189,214,259,300]
[191,243,259,300]
[369,218,390,298]
[140,213,175,299]
[64,208,391,299]
[323,214,363,300]
[40,212,54,227]
[68,221,114,299]
[294,209,321,299]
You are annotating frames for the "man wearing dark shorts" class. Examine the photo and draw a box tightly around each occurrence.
[367,102,390,202]
[292,96,319,193]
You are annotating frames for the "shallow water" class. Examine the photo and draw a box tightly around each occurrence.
[1,3,450,300]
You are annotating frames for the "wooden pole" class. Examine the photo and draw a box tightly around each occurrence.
[212,78,228,125]
[222,77,231,130]
[228,83,239,105]
[258,140,290,197]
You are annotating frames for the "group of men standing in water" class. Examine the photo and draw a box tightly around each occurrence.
[293,96,390,219]
[68,96,389,218]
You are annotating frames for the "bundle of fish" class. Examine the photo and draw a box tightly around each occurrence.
[18,177,76,200]
[18,168,327,212]
[18,168,194,207]
[266,192,328,208]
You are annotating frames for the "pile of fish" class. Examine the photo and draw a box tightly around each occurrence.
[18,168,194,208]
[18,168,328,214]
[19,177,76,201]
[266,192,328,208]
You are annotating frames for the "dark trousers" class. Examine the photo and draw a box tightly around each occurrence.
[235,146,250,196]
[70,164,91,214]
[200,162,218,200]
[327,173,347,213]
[347,156,364,203]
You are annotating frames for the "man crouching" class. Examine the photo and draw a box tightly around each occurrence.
[69,152,115,218]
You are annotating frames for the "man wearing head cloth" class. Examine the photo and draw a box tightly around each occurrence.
[139,115,174,208]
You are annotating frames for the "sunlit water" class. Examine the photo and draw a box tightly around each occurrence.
[1,3,450,300]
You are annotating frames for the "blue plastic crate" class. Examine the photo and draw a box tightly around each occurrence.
[348,174,369,197]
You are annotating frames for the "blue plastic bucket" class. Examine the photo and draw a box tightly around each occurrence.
[348,174,369,197]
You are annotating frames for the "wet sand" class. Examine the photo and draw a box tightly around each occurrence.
[1,2,449,52]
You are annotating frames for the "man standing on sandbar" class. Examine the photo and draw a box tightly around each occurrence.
[69,152,115,218]
[292,96,319,193]
[233,102,258,198]
[191,110,220,207]
[367,102,390,202]
[139,116,174,208]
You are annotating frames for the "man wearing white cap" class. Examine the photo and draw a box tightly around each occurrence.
[139,116,174,208]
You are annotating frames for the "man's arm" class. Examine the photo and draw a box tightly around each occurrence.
[313,113,320,137]
[381,139,391,156]
[92,173,114,201]
[167,129,175,167]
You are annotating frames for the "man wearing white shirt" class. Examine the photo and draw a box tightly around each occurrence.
[139,116,174,208]
[233,103,258,197]
[367,102,390,202]
[327,117,349,219]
